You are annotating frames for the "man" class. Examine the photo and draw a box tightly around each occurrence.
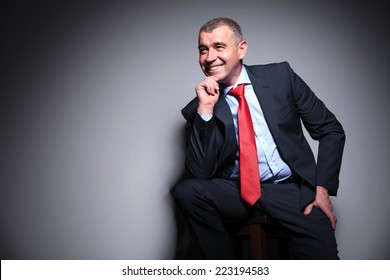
[173,17,345,259]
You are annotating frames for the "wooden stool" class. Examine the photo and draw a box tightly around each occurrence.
[232,214,290,259]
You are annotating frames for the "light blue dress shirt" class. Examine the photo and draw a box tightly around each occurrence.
[199,66,292,183]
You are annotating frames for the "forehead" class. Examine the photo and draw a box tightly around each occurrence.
[198,25,234,45]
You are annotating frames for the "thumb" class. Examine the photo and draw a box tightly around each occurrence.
[304,203,314,216]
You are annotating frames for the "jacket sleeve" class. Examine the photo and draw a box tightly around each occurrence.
[286,62,346,195]
[181,98,219,179]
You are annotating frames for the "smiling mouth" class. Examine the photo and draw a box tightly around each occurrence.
[207,64,223,72]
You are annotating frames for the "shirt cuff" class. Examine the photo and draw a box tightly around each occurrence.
[197,112,213,121]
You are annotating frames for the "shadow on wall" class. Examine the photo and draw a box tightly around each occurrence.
[169,123,198,259]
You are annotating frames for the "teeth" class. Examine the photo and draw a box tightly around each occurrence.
[210,65,221,70]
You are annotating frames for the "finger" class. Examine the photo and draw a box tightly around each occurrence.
[304,203,314,215]
[331,218,337,230]
[333,216,337,230]
[326,211,337,230]
[326,213,337,230]
[320,205,337,230]
[204,79,219,96]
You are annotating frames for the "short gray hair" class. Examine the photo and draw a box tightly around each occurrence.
[199,17,244,45]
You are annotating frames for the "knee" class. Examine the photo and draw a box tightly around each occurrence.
[173,179,208,209]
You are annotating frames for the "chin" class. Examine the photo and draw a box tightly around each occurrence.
[208,72,224,81]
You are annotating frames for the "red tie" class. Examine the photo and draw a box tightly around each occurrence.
[229,84,261,205]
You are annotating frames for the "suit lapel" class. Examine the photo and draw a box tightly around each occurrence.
[214,89,233,125]
[213,88,238,149]
[246,66,280,145]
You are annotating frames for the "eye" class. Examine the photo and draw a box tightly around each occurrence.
[199,48,208,55]
[215,43,227,51]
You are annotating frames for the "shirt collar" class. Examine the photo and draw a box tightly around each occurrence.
[223,65,251,95]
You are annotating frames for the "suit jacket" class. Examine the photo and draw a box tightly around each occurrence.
[181,62,345,208]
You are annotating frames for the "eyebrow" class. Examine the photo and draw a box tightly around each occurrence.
[198,41,227,50]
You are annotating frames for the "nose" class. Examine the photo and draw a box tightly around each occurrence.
[206,48,217,62]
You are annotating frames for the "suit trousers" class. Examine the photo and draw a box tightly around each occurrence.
[173,177,339,260]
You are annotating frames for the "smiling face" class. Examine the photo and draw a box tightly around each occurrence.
[198,25,247,86]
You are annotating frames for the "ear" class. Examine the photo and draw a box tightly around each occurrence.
[238,40,248,60]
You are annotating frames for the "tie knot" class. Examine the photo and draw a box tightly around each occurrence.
[229,84,245,98]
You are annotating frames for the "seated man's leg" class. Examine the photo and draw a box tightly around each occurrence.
[173,178,254,259]
[259,182,339,260]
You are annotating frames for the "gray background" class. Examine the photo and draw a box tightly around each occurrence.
[1,0,389,259]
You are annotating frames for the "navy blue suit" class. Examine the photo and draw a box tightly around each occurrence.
[174,62,345,259]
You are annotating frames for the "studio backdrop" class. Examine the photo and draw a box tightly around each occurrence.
[1,0,389,259]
